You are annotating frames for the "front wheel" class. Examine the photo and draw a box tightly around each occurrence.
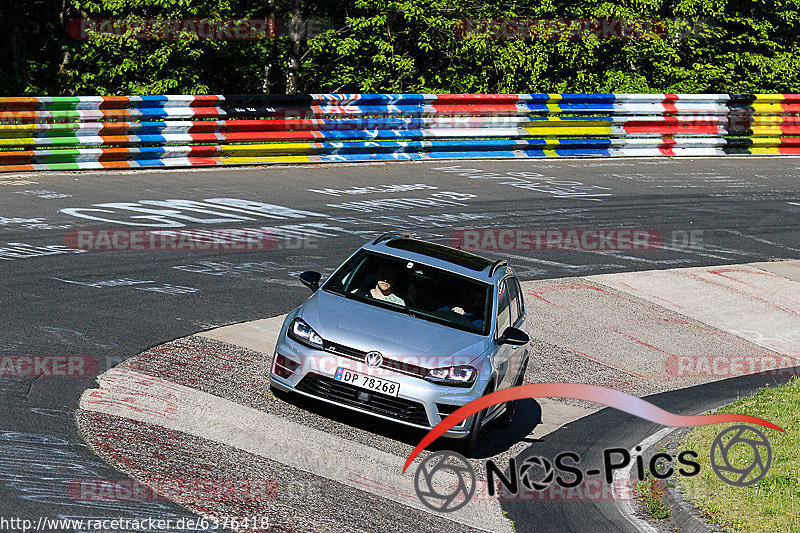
[461,382,494,457]
[493,358,528,427]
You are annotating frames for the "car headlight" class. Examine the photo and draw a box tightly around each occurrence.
[424,365,478,387]
[288,317,324,349]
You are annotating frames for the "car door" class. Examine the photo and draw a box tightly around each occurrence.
[506,276,528,383]
[494,278,515,391]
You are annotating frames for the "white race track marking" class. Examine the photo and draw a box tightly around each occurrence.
[79,368,514,533]
[613,426,676,533]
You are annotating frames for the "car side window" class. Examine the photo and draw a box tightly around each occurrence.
[496,280,511,335]
[507,277,521,326]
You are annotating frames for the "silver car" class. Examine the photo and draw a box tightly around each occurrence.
[269,233,530,455]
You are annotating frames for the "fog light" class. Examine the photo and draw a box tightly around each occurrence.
[272,354,298,378]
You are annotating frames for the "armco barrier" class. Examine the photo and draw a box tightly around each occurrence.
[0,93,798,172]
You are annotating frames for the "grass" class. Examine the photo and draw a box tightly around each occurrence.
[678,378,800,532]
[636,476,672,520]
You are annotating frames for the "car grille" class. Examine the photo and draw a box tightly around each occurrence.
[322,340,429,378]
[296,373,430,427]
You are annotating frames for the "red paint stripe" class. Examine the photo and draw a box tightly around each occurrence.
[97,96,132,110]
[663,93,678,114]
[687,272,800,317]
[98,122,136,134]
[186,157,222,165]
[97,148,131,162]
[659,137,676,156]
[623,117,720,135]
[0,164,35,171]
[433,94,522,104]
[99,161,134,168]
[98,135,132,145]
[187,146,220,156]
[191,95,223,106]
[0,150,35,164]
[432,103,520,115]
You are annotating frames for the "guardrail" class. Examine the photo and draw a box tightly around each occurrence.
[0,93,798,172]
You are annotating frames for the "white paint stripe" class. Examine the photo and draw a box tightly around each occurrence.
[501,251,619,270]
[79,368,513,532]
[719,229,800,253]
[613,426,676,533]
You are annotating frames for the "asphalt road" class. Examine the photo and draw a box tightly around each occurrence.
[1,157,800,531]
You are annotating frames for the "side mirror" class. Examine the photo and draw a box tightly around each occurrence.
[498,326,529,346]
[299,271,322,292]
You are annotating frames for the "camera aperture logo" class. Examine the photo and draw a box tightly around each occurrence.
[710,425,772,487]
[414,451,476,512]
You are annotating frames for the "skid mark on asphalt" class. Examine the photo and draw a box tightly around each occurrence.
[590,261,800,357]
[79,368,512,532]
[522,278,771,382]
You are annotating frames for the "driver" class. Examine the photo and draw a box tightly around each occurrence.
[441,285,484,328]
[364,264,405,306]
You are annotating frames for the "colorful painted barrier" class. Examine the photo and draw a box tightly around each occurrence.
[0,93,797,172]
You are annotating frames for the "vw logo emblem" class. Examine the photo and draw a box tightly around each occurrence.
[365,351,383,368]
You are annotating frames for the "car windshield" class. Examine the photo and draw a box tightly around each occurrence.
[323,250,492,335]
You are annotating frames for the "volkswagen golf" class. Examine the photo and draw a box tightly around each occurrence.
[269,233,530,455]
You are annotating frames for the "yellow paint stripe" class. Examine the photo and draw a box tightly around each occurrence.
[545,103,561,114]
[750,147,781,155]
[752,94,785,103]
[222,155,313,164]
[751,103,785,114]
[547,94,562,103]
[0,137,36,144]
[751,115,783,127]
[542,149,560,157]
[748,137,781,146]
[221,142,315,156]
[0,124,41,132]
[750,126,784,136]
[522,125,613,136]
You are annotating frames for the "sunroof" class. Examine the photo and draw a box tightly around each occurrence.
[384,238,494,271]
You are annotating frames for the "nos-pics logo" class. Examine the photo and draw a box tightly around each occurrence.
[414,425,773,512]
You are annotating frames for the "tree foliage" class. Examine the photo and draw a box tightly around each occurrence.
[2,0,798,95]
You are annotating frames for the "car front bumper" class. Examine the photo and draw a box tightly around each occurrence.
[268,334,490,438]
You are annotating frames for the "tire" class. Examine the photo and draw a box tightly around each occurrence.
[462,381,494,457]
[493,358,528,427]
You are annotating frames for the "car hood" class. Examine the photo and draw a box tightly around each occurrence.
[300,290,490,368]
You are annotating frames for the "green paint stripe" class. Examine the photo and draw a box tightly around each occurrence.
[45,161,81,170]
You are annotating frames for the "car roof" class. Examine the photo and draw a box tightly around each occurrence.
[361,235,509,284]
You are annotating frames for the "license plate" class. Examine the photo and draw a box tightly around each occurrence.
[334,367,400,397]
